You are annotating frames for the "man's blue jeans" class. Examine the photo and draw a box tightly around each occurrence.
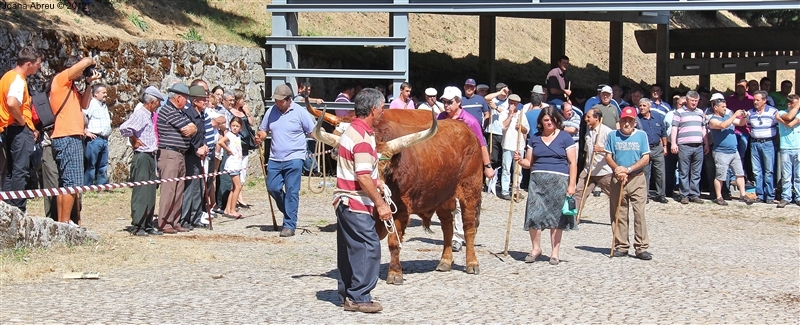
[677,144,703,199]
[266,159,304,230]
[751,139,776,202]
[84,137,109,185]
[501,149,518,196]
[781,149,800,202]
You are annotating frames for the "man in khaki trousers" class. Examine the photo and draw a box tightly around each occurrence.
[604,107,652,260]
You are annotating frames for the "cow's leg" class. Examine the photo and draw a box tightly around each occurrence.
[435,206,455,272]
[385,212,409,285]
[461,200,480,275]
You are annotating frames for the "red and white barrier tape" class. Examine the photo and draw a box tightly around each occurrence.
[0,148,335,201]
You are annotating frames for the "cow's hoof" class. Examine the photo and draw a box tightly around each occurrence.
[386,273,404,285]
[435,262,452,272]
[466,265,480,275]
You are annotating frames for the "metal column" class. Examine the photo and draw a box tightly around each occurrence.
[609,21,624,86]
[390,12,409,99]
[550,18,566,69]
[270,11,299,94]
[656,23,670,97]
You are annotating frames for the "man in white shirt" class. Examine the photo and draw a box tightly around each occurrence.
[499,94,528,200]
[417,88,443,114]
[83,83,112,185]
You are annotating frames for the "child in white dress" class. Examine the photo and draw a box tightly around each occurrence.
[218,116,244,218]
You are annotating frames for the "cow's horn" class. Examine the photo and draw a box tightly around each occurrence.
[305,98,340,126]
[312,106,341,147]
[383,109,439,158]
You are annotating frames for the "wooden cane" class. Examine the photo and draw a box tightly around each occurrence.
[576,117,603,224]
[610,178,626,258]
[202,159,214,231]
[503,111,525,256]
[258,141,279,231]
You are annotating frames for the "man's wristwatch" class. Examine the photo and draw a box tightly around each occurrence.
[484,164,492,169]
[626,167,632,173]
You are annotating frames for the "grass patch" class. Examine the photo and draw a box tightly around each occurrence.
[128,11,148,32]
[178,27,203,41]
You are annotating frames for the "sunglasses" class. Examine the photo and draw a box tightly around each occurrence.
[442,99,454,105]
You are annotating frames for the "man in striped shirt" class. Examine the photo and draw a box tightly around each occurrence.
[333,88,391,313]
[670,91,708,204]
[747,90,780,203]
[119,87,163,236]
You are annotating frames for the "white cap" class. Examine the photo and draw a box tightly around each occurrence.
[424,87,437,97]
[710,93,725,101]
[531,85,544,95]
[440,86,462,100]
[600,85,613,94]
[476,84,489,90]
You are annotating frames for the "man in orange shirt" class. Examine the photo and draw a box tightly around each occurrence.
[0,47,42,212]
[49,56,102,225]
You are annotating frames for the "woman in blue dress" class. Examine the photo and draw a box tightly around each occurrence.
[513,106,578,265]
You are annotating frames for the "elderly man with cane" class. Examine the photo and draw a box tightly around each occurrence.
[574,108,612,223]
[605,107,652,260]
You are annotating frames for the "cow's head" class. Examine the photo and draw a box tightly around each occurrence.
[311,107,438,181]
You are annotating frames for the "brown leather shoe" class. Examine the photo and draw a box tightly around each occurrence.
[343,299,383,313]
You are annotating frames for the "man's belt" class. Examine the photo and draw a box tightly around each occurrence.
[159,146,187,154]
[750,137,772,143]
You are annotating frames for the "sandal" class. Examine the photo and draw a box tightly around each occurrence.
[224,213,243,219]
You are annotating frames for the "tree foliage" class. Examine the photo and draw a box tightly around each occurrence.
[732,10,800,27]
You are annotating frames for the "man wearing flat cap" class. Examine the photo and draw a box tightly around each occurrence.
[179,85,210,230]
[156,82,197,234]
[255,84,315,237]
[119,87,165,236]
[417,88,443,114]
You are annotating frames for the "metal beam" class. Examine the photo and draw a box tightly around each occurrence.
[391,12,410,98]
[656,24,669,96]
[265,36,408,47]
[609,21,623,86]
[635,27,800,53]
[265,68,407,80]
[500,11,670,24]
[267,1,800,13]
[550,18,566,70]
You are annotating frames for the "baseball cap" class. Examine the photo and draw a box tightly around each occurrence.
[531,85,544,95]
[464,78,477,86]
[440,86,462,100]
[495,82,507,90]
[272,84,292,100]
[620,106,637,119]
[476,84,489,90]
[600,86,613,94]
[596,84,609,92]
[508,94,521,102]
[424,87,437,97]
[167,83,190,96]
[710,93,725,101]
[143,86,164,101]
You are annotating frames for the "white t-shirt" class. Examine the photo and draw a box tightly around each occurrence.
[501,110,530,151]
[7,75,25,103]
[223,132,243,171]
[417,101,444,114]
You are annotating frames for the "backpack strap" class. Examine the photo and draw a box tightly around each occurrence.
[53,83,76,119]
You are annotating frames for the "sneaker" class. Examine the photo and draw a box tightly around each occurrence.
[741,197,755,205]
[592,190,601,197]
[343,298,383,313]
[777,200,789,208]
[200,212,210,225]
[280,228,295,237]
[691,197,704,204]
[714,197,728,206]
[131,228,148,236]
[498,193,512,201]
[451,240,463,252]
[680,197,689,205]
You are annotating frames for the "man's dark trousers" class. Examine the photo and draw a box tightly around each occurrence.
[336,203,380,304]
[130,152,157,231]
[3,125,34,212]
[181,153,204,227]
[644,143,666,198]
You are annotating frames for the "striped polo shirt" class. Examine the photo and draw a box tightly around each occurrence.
[156,100,192,150]
[672,106,705,145]
[332,118,379,215]
[747,106,778,139]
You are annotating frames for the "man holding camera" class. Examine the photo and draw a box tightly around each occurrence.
[1,47,42,212]
[49,56,102,225]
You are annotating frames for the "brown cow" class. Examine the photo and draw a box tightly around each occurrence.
[311,107,483,284]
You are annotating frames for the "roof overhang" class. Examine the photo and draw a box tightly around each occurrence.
[267,0,800,13]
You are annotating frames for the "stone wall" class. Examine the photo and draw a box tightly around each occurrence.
[0,23,268,182]
[0,201,99,249]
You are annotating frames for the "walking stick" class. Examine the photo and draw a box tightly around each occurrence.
[202,159,213,230]
[258,141,279,231]
[610,178,626,258]
[503,112,524,256]
[576,117,603,224]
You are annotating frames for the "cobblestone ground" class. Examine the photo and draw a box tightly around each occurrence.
[1,179,798,324]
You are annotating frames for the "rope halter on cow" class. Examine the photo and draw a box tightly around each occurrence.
[381,183,402,249]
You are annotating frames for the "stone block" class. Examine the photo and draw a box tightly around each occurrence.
[203,65,222,84]
[0,202,99,250]
[189,42,208,56]
[216,44,241,63]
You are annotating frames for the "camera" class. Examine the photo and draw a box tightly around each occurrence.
[83,64,106,79]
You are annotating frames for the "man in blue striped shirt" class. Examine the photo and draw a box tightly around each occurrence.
[747,90,780,203]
